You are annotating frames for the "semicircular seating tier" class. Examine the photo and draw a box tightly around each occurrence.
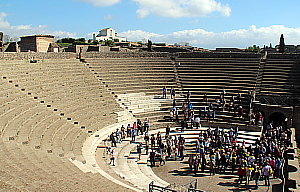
[1,54,299,191]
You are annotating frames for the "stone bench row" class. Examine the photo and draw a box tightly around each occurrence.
[0,139,123,191]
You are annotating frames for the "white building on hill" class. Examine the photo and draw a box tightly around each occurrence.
[93,27,126,42]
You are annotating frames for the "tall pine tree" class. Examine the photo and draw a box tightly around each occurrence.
[279,34,285,53]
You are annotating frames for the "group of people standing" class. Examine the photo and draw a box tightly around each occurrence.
[108,118,150,148]
[143,120,290,190]
[146,129,186,167]
[106,118,150,165]
[185,122,289,189]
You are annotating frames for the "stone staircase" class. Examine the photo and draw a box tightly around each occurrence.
[172,57,261,126]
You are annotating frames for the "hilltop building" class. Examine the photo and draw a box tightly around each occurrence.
[20,34,59,52]
[93,28,126,42]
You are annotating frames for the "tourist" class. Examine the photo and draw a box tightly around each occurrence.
[137,143,142,160]
[116,128,122,143]
[109,149,115,166]
[120,125,126,139]
[133,122,137,135]
[137,119,143,135]
[237,165,245,183]
[171,88,176,99]
[162,86,167,99]
[144,118,149,132]
[110,132,117,147]
[262,163,272,186]
[170,87,174,99]
[104,139,111,154]
[126,124,131,137]
[253,165,261,189]
[150,134,156,148]
[160,151,166,166]
[149,150,156,167]
[245,165,253,185]
[194,116,201,129]
[180,119,186,132]
[209,160,217,176]
[193,155,199,174]
[188,155,194,170]
[169,110,174,122]
[131,127,136,143]
[186,91,191,101]
[165,125,170,137]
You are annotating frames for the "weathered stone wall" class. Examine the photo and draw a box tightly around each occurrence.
[0,52,77,60]
[36,36,54,52]
[1,51,300,60]
[20,36,36,52]
[253,103,300,144]
[82,52,169,58]
[253,104,293,128]
[267,53,300,59]
[292,106,300,146]
[0,52,171,60]
[178,52,261,58]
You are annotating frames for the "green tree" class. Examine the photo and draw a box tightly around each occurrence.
[113,38,119,42]
[246,45,261,53]
[73,38,87,45]
[61,38,75,43]
[105,40,115,46]
[90,40,99,45]
[279,34,285,53]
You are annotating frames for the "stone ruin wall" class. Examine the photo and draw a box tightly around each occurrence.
[1,51,300,60]
[0,52,77,60]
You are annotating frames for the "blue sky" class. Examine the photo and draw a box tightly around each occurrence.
[1,0,300,49]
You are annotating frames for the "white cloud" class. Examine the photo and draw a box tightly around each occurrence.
[77,0,121,7]
[132,0,231,18]
[0,12,76,40]
[119,30,163,41]
[104,14,115,20]
[119,25,300,49]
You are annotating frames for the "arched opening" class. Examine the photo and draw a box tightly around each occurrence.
[268,112,287,129]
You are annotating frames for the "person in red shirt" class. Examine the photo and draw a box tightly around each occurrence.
[237,165,246,183]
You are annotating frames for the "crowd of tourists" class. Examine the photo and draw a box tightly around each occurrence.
[142,120,291,189]
[105,87,291,190]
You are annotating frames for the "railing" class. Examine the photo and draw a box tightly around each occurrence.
[187,189,206,192]
[182,179,197,189]
[149,181,177,192]
[149,179,207,192]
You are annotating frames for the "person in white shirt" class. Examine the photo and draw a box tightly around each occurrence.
[262,163,272,186]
